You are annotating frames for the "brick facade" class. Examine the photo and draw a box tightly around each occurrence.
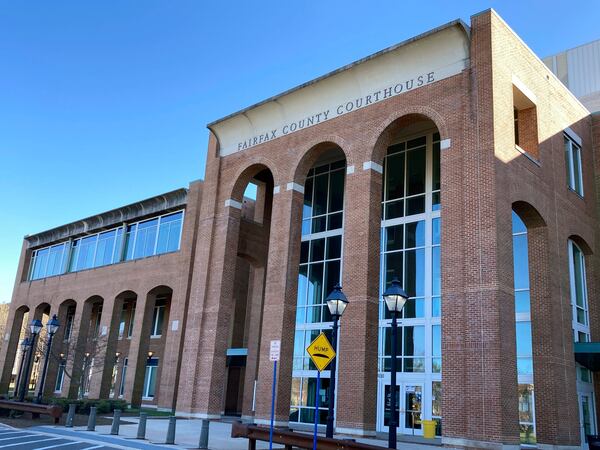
[1,9,599,449]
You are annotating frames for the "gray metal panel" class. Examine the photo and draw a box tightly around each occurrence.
[566,39,600,97]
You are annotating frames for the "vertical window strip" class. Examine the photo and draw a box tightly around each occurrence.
[292,159,345,426]
[378,130,441,433]
[512,211,535,444]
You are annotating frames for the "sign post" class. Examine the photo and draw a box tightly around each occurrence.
[306,332,336,450]
[268,340,280,450]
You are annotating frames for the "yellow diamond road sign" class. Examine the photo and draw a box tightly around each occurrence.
[306,332,335,372]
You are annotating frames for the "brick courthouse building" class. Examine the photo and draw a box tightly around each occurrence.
[2,9,600,449]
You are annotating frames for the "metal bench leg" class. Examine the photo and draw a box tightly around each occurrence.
[248,438,256,450]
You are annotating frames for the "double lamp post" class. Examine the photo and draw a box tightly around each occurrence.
[15,314,60,403]
[323,277,408,449]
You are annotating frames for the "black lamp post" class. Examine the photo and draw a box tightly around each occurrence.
[35,314,60,403]
[382,278,409,449]
[18,319,43,402]
[14,337,30,399]
[324,284,349,439]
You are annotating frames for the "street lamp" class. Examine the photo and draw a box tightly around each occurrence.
[14,338,30,399]
[36,314,60,403]
[325,284,349,439]
[147,351,154,360]
[18,319,43,402]
[383,277,409,449]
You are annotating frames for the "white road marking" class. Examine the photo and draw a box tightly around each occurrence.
[80,446,105,450]
[37,441,84,450]
[0,433,29,440]
[0,436,58,448]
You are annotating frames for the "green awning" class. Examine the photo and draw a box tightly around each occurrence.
[574,342,600,371]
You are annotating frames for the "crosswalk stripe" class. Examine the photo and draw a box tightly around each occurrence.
[79,446,105,450]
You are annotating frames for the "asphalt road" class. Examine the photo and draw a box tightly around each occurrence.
[0,424,121,449]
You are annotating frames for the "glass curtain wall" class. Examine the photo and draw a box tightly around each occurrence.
[378,131,441,435]
[29,211,184,281]
[512,212,535,444]
[290,158,345,426]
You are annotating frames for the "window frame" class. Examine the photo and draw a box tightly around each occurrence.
[565,134,584,197]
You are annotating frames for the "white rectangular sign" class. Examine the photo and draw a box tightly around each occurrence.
[270,340,281,362]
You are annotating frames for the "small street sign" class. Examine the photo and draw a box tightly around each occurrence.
[270,340,281,361]
[306,332,335,372]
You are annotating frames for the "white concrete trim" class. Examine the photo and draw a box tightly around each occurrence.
[512,74,537,104]
[273,185,281,194]
[174,411,221,419]
[334,426,377,437]
[255,418,289,427]
[224,199,243,210]
[440,138,451,150]
[537,444,581,450]
[286,182,305,194]
[362,161,383,173]
[564,127,582,146]
[346,165,355,174]
[443,436,520,450]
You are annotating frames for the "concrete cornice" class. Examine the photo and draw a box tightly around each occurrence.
[26,188,188,248]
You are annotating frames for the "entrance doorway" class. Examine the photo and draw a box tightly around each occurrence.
[579,390,596,444]
[379,381,423,435]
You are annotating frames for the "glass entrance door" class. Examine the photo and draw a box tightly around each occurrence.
[380,382,423,435]
[579,392,596,444]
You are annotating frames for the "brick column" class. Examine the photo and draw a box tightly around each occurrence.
[253,187,303,425]
[88,297,121,399]
[123,292,153,407]
[335,165,381,435]
[241,265,267,420]
[0,306,29,394]
[64,299,94,399]
[157,291,185,411]
[527,223,580,446]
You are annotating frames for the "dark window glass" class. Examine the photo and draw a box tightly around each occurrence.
[386,225,403,252]
[406,148,426,196]
[328,170,344,212]
[308,263,324,305]
[385,153,405,201]
[406,196,425,216]
[327,212,343,231]
[310,239,325,262]
[313,174,328,216]
[326,236,341,260]
[300,241,309,264]
[303,178,314,220]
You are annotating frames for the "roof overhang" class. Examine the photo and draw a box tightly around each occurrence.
[208,19,470,157]
[574,342,600,371]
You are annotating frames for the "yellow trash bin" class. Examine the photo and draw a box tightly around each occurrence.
[422,419,437,439]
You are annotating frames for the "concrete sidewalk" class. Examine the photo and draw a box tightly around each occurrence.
[35,417,447,450]
[33,417,450,450]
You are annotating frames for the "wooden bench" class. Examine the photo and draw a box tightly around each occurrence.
[0,400,63,424]
[231,421,386,450]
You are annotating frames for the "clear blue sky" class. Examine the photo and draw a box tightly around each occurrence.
[1,1,599,303]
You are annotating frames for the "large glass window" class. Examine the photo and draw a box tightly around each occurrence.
[29,210,183,281]
[378,130,441,432]
[565,135,583,196]
[512,211,535,443]
[54,362,65,393]
[143,358,159,399]
[291,158,345,425]
[119,358,128,398]
[150,299,166,337]
[29,242,69,280]
[569,240,589,341]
